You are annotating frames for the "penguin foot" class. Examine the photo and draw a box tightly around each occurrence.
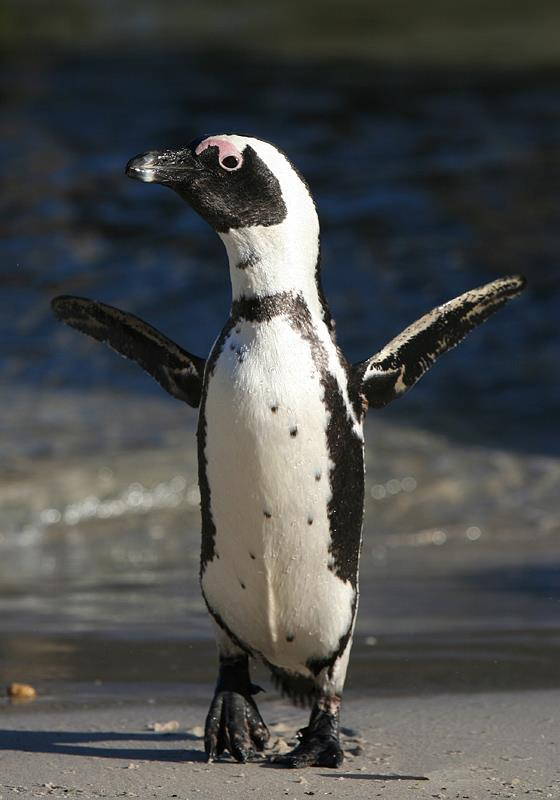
[204,654,269,763]
[204,689,270,762]
[271,699,344,768]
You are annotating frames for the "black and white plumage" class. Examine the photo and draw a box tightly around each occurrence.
[356,275,526,409]
[52,134,526,768]
[51,295,205,406]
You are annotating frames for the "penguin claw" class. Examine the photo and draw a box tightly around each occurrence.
[204,689,270,763]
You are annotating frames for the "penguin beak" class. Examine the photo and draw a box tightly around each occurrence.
[125,148,200,185]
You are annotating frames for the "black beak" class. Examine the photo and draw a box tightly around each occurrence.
[125,148,200,185]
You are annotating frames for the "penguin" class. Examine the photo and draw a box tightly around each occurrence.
[52,134,526,768]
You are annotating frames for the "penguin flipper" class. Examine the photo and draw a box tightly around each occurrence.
[355,275,526,410]
[51,295,206,408]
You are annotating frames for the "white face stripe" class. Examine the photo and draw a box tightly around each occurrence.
[211,135,321,311]
[226,135,318,227]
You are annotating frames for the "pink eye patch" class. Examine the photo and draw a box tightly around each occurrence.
[195,137,244,171]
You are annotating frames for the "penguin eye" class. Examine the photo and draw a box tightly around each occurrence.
[195,137,244,172]
[220,154,242,171]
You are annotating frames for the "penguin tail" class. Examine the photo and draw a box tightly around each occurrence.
[265,662,318,708]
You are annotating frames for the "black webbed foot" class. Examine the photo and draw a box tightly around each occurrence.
[271,696,344,768]
[205,655,269,763]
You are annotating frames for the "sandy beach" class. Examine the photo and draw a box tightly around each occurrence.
[1,689,559,799]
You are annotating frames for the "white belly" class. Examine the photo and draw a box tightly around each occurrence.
[201,316,356,672]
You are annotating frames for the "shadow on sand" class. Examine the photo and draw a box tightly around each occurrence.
[0,729,206,762]
[321,772,429,781]
[0,730,429,779]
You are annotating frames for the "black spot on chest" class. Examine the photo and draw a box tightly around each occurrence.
[199,293,365,587]
[275,295,364,586]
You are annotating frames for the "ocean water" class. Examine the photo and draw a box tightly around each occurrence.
[1,49,559,699]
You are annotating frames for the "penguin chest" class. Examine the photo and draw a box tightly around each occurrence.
[200,316,356,668]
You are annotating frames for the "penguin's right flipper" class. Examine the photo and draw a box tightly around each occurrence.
[355,275,526,410]
[51,295,206,408]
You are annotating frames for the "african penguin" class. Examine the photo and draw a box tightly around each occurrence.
[52,134,526,768]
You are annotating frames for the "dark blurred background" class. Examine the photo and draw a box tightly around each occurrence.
[1,0,559,698]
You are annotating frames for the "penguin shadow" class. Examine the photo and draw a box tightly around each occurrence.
[320,772,429,781]
[263,762,428,781]
[0,728,206,762]
[1,730,430,777]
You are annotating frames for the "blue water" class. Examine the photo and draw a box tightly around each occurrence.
[2,54,558,452]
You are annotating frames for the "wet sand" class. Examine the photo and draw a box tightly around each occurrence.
[1,689,559,799]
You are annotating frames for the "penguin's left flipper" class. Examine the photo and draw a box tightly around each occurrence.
[51,295,206,408]
[355,275,526,410]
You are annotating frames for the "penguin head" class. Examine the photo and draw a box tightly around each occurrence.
[126,134,316,237]
[127,135,320,299]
